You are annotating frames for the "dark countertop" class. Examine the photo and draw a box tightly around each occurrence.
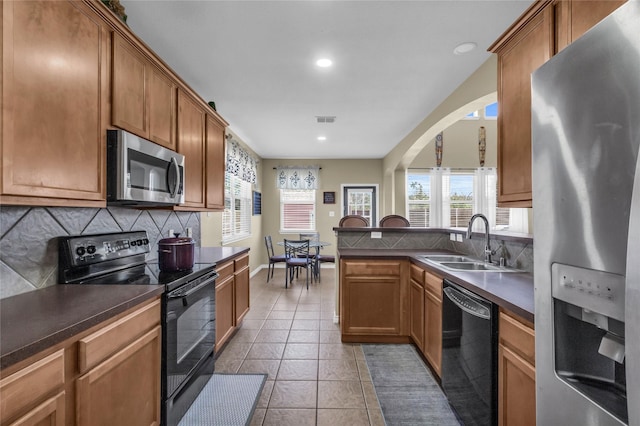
[0,284,165,370]
[338,248,534,323]
[1,246,250,371]
[197,246,250,265]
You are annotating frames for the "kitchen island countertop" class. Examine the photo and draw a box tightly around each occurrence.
[338,248,534,323]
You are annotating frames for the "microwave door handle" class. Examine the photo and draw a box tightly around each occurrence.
[167,157,180,198]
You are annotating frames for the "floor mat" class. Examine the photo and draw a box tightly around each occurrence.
[362,344,460,425]
[178,373,267,426]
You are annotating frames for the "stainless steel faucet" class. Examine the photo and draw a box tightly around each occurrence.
[467,213,495,263]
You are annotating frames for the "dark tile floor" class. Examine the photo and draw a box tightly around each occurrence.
[214,266,385,426]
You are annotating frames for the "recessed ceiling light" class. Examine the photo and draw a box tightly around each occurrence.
[317,136,327,141]
[453,42,477,55]
[316,58,333,68]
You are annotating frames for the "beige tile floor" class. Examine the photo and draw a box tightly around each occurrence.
[214,266,386,426]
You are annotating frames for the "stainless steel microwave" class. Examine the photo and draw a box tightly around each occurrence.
[107,129,185,206]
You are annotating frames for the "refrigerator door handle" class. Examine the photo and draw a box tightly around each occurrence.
[626,150,640,426]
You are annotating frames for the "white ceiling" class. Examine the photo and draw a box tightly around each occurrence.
[121,1,532,160]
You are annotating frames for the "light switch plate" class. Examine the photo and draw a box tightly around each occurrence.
[371,231,382,239]
[329,211,335,217]
[456,234,463,242]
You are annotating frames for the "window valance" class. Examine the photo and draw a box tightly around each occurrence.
[227,140,257,184]
[276,166,320,190]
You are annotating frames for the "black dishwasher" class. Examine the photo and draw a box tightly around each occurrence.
[441,279,498,426]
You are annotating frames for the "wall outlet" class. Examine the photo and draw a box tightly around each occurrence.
[329,211,335,217]
[169,229,174,237]
[456,234,463,242]
[450,233,456,241]
[186,227,193,238]
[371,231,382,239]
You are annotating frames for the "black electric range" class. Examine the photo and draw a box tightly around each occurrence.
[58,231,218,426]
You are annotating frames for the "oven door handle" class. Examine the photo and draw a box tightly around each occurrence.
[168,273,218,305]
[443,286,491,320]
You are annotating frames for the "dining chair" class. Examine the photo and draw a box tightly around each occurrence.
[338,215,369,227]
[300,233,320,281]
[264,235,287,283]
[379,214,410,227]
[284,239,313,289]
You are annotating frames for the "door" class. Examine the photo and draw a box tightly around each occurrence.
[342,185,377,226]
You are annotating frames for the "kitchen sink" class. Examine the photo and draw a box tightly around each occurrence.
[438,262,503,271]
[418,255,521,272]
[418,254,477,263]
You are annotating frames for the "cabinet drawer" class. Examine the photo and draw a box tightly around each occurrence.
[410,263,425,286]
[0,349,65,423]
[78,299,161,373]
[217,260,234,281]
[424,271,442,299]
[234,254,249,270]
[343,261,401,276]
[499,310,535,366]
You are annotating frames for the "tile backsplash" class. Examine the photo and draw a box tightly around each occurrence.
[336,229,533,273]
[0,206,201,299]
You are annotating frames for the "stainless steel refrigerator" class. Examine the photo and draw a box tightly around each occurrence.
[531,2,640,425]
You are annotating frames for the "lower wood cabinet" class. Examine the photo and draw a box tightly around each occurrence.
[0,350,66,426]
[0,297,161,426]
[215,253,251,351]
[409,263,425,351]
[340,259,409,341]
[498,309,536,426]
[423,270,443,377]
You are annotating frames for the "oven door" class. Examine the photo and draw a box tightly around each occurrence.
[164,271,217,399]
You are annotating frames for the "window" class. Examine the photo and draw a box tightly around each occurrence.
[406,168,528,232]
[484,102,498,119]
[407,172,431,227]
[222,174,252,242]
[464,110,479,119]
[449,173,474,227]
[280,189,316,232]
[343,186,376,226]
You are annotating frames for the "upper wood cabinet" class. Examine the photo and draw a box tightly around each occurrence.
[554,0,626,52]
[177,90,206,209]
[111,33,176,150]
[490,0,625,207]
[1,0,108,207]
[205,115,226,210]
[490,3,553,208]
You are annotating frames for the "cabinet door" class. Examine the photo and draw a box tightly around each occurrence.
[7,392,65,426]
[1,0,107,204]
[111,32,147,137]
[424,289,442,377]
[409,279,425,351]
[148,66,176,150]
[498,344,536,426]
[205,115,226,210]
[494,7,553,207]
[556,0,626,52]
[234,255,250,324]
[177,90,206,208]
[76,327,161,426]
[342,276,403,336]
[0,350,65,425]
[215,274,235,351]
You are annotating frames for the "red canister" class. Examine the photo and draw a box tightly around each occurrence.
[158,234,195,272]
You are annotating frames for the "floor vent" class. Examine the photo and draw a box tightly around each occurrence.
[315,116,336,123]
